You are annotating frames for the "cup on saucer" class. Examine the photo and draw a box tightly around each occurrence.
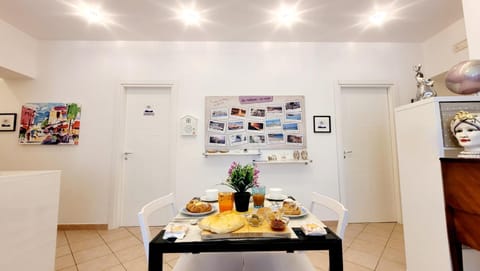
[269,187,283,200]
[204,189,218,201]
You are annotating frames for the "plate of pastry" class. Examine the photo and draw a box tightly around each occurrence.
[180,207,216,216]
[181,199,216,216]
[283,206,308,218]
[281,199,308,218]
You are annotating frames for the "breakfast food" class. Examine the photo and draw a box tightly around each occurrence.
[256,207,272,219]
[281,198,301,215]
[270,217,288,231]
[198,211,245,234]
[301,223,327,236]
[246,213,264,227]
[257,207,284,222]
[186,199,212,213]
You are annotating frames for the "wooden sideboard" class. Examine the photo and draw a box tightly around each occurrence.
[441,158,480,271]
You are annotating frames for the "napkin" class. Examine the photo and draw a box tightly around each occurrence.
[301,223,327,236]
[163,223,189,240]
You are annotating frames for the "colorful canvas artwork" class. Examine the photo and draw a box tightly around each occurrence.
[18,103,81,145]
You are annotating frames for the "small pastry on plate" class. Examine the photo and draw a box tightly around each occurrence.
[186,199,212,213]
[281,198,301,215]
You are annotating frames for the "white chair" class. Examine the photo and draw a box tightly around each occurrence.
[242,192,349,271]
[310,192,348,238]
[138,193,244,271]
[138,193,177,259]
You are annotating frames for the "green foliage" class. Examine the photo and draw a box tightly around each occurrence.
[223,162,259,192]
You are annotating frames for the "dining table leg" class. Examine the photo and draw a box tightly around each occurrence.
[329,241,343,271]
[148,250,163,271]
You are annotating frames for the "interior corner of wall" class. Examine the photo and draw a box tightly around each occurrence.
[0,65,35,80]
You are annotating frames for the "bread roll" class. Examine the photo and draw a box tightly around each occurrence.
[186,199,212,213]
[198,211,245,234]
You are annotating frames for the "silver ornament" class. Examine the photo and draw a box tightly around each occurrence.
[445,60,480,95]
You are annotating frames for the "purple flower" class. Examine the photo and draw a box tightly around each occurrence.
[223,161,260,192]
[228,161,238,175]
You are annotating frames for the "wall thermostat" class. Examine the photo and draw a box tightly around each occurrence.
[180,115,198,136]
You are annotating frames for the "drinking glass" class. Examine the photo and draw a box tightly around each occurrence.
[218,192,234,212]
[252,185,266,208]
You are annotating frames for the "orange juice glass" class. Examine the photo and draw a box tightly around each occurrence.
[252,185,266,208]
[218,192,234,212]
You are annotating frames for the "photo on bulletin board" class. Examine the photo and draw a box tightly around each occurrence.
[205,95,306,151]
[313,115,331,133]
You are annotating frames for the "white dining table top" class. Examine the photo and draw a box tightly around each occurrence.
[171,199,327,242]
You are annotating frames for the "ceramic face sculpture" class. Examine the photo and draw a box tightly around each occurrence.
[450,111,480,155]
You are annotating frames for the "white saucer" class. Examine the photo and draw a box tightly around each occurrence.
[180,206,217,216]
[284,206,309,218]
[265,193,288,201]
[200,195,218,203]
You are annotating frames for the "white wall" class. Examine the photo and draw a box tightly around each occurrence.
[0,20,37,79]
[463,0,480,58]
[0,41,421,224]
[422,19,468,77]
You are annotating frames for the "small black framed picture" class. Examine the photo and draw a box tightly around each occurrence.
[0,113,17,132]
[313,115,331,133]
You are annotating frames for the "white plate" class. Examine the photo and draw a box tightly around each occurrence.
[180,206,216,216]
[265,194,288,201]
[200,195,218,203]
[284,206,309,218]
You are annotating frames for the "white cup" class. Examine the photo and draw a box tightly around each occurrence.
[205,189,219,201]
[269,187,283,199]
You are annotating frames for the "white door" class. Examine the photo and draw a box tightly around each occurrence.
[121,86,172,226]
[341,86,396,222]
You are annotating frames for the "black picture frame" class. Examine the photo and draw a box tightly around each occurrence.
[313,115,331,133]
[0,113,17,132]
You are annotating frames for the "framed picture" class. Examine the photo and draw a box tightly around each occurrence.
[0,113,17,132]
[18,103,81,145]
[313,115,331,133]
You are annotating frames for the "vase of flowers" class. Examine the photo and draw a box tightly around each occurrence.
[223,161,260,212]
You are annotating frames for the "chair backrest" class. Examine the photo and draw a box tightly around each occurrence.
[138,192,176,260]
[310,192,349,238]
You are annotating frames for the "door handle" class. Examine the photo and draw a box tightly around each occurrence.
[124,152,133,160]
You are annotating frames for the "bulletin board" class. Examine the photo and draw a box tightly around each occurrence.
[205,95,306,151]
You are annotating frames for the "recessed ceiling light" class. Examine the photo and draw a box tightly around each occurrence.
[369,11,387,26]
[274,4,300,27]
[179,7,202,26]
[76,3,108,25]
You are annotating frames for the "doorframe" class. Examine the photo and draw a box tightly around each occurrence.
[334,81,402,223]
[109,81,178,229]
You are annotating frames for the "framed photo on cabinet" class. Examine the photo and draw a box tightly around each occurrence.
[313,115,331,133]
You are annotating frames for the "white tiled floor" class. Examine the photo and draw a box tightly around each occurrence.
[55,222,405,271]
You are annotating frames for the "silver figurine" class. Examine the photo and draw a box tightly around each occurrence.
[414,64,437,101]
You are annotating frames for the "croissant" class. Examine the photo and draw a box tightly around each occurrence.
[186,199,212,213]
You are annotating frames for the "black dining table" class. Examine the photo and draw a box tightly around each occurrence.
[148,226,343,271]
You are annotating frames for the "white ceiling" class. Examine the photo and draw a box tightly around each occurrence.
[0,0,464,42]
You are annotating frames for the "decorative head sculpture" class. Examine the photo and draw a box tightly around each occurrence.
[450,111,480,156]
[445,60,480,95]
[413,64,437,101]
